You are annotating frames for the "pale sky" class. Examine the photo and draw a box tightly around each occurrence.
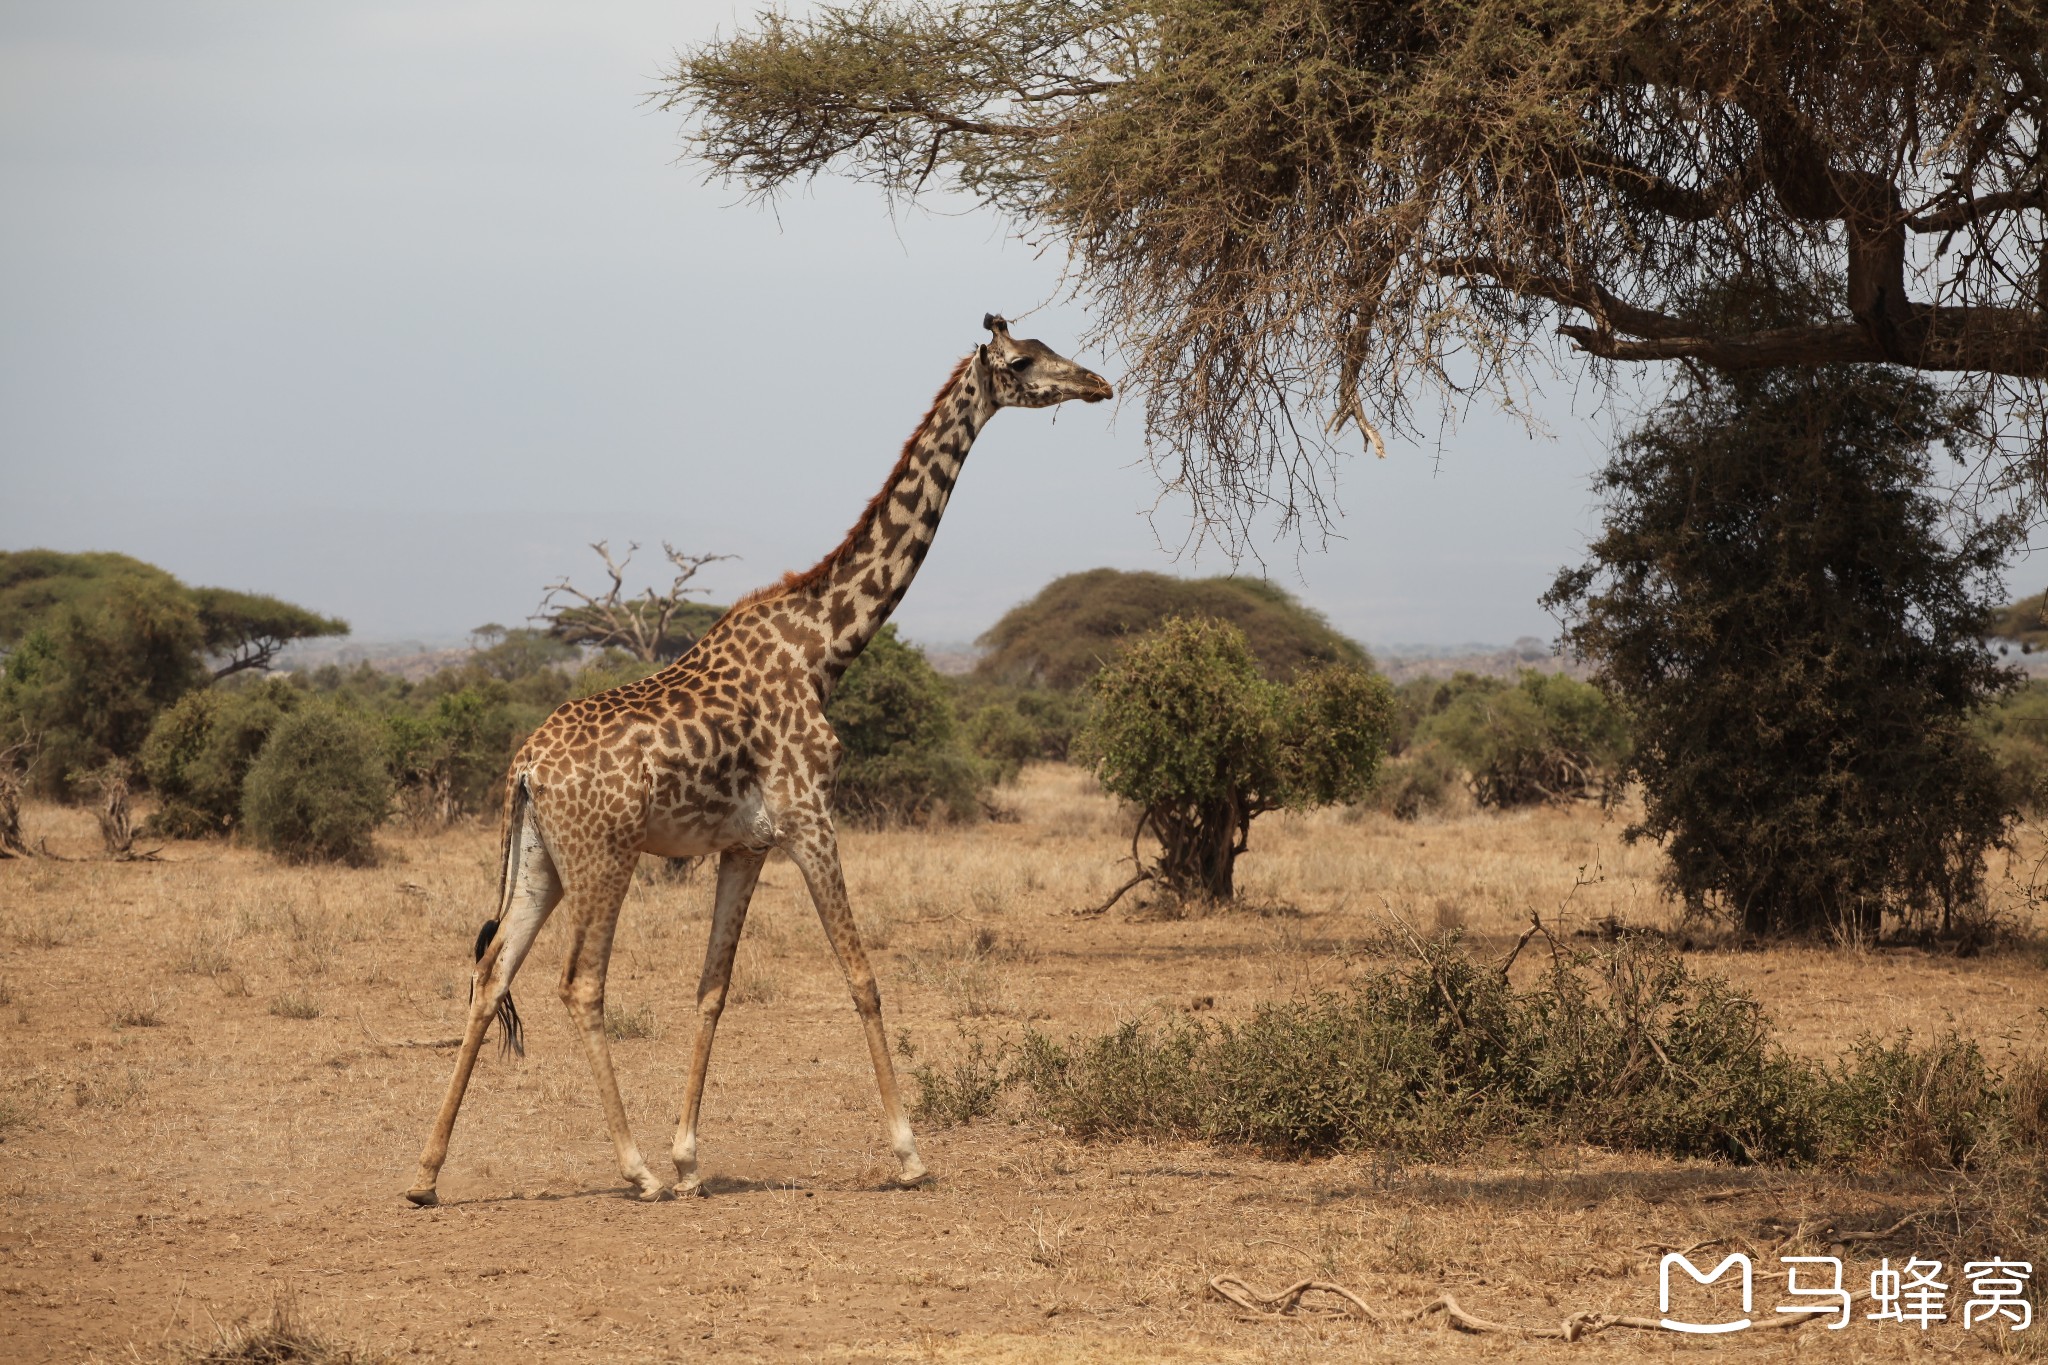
[8,3,2019,650]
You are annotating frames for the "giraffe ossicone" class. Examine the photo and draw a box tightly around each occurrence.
[404,316,1111,1207]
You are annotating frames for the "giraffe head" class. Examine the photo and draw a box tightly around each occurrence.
[980,315,1113,408]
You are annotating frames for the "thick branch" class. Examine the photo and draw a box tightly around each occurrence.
[211,637,287,682]
[1907,186,2048,233]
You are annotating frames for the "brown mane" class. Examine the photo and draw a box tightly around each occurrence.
[726,353,976,614]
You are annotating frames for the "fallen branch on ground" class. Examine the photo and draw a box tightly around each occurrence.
[1209,1275,1382,1323]
[355,1011,461,1050]
[1211,1274,1868,1340]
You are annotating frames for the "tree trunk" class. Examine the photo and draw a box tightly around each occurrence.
[95,765,135,858]
[1154,797,1247,903]
[0,767,31,859]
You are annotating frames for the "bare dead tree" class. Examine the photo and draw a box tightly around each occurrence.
[0,741,34,860]
[535,541,734,663]
[84,759,155,860]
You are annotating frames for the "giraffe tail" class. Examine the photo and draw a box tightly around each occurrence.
[469,774,531,1060]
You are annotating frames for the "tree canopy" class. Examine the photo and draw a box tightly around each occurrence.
[974,567,1368,688]
[669,0,2048,526]
[0,550,346,796]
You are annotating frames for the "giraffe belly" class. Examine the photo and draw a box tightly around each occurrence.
[640,788,778,859]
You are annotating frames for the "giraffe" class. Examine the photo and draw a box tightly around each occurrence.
[405,315,1112,1206]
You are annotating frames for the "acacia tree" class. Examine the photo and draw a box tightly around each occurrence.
[1545,361,2021,937]
[669,0,2048,529]
[1077,617,1389,905]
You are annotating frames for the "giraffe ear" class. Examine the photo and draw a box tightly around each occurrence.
[983,313,1008,336]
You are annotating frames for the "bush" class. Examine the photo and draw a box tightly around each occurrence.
[907,1032,1009,1126]
[955,682,1088,779]
[1418,670,1629,808]
[1548,362,2020,936]
[1076,617,1391,901]
[994,937,2041,1169]
[827,625,987,824]
[0,551,342,798]
[241,703,392,864]
[384,684,528,824]
[1367,743,1459,820]
[1975,681,2048,812]
[140,678,302,837]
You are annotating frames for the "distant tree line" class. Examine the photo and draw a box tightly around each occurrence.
[8,495,2047,945]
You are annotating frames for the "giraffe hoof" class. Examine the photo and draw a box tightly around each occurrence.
[403,1187,439,1207]
[894,1161,932,1189]
[634,1178,672,1202]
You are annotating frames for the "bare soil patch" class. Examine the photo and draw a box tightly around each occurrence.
[3,766,2041,1361]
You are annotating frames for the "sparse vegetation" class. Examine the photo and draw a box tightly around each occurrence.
[6,762,2044,1356]
[180,1293,387,1365]
[906,1030,1008,1126]
[111,994,166,1029]
[994,937,2046,1171]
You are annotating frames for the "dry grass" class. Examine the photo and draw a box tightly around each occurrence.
[2,768,2043,1362]
[268,991,323,1020]
[604,1000,660,1041]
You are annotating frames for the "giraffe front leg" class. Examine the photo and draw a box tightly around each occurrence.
[671,848,766,1193]
[556,853,668,1201]
[782,817,927,1187]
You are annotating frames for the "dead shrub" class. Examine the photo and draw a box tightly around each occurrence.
[269,992,323,1021]
[180,1291,387,1364]
[111,993,166,1029]
[604,1001,659,1041]
[905,1031,1008,1126]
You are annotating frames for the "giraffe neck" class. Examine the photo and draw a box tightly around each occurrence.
[788,350,997,680]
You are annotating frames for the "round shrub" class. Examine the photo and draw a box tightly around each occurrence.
[140,678,301,837]
[241,703,392,864]
[1077,616,1391,901]
[827,625,987,824]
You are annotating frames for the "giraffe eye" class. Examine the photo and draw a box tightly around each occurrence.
[1008,355,1035,371]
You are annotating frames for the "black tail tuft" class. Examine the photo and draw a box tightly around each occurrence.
[471,917,525,1060]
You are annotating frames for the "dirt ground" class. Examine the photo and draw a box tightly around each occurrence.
[3,765,2043,1362]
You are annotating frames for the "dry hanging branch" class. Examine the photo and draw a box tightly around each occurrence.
[670,0,2048,539]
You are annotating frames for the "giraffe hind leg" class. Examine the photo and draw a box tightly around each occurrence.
[406,780,561,1205]
[554,849,668,1200]
[471,918,523,1058]
[671,848,766,1192]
